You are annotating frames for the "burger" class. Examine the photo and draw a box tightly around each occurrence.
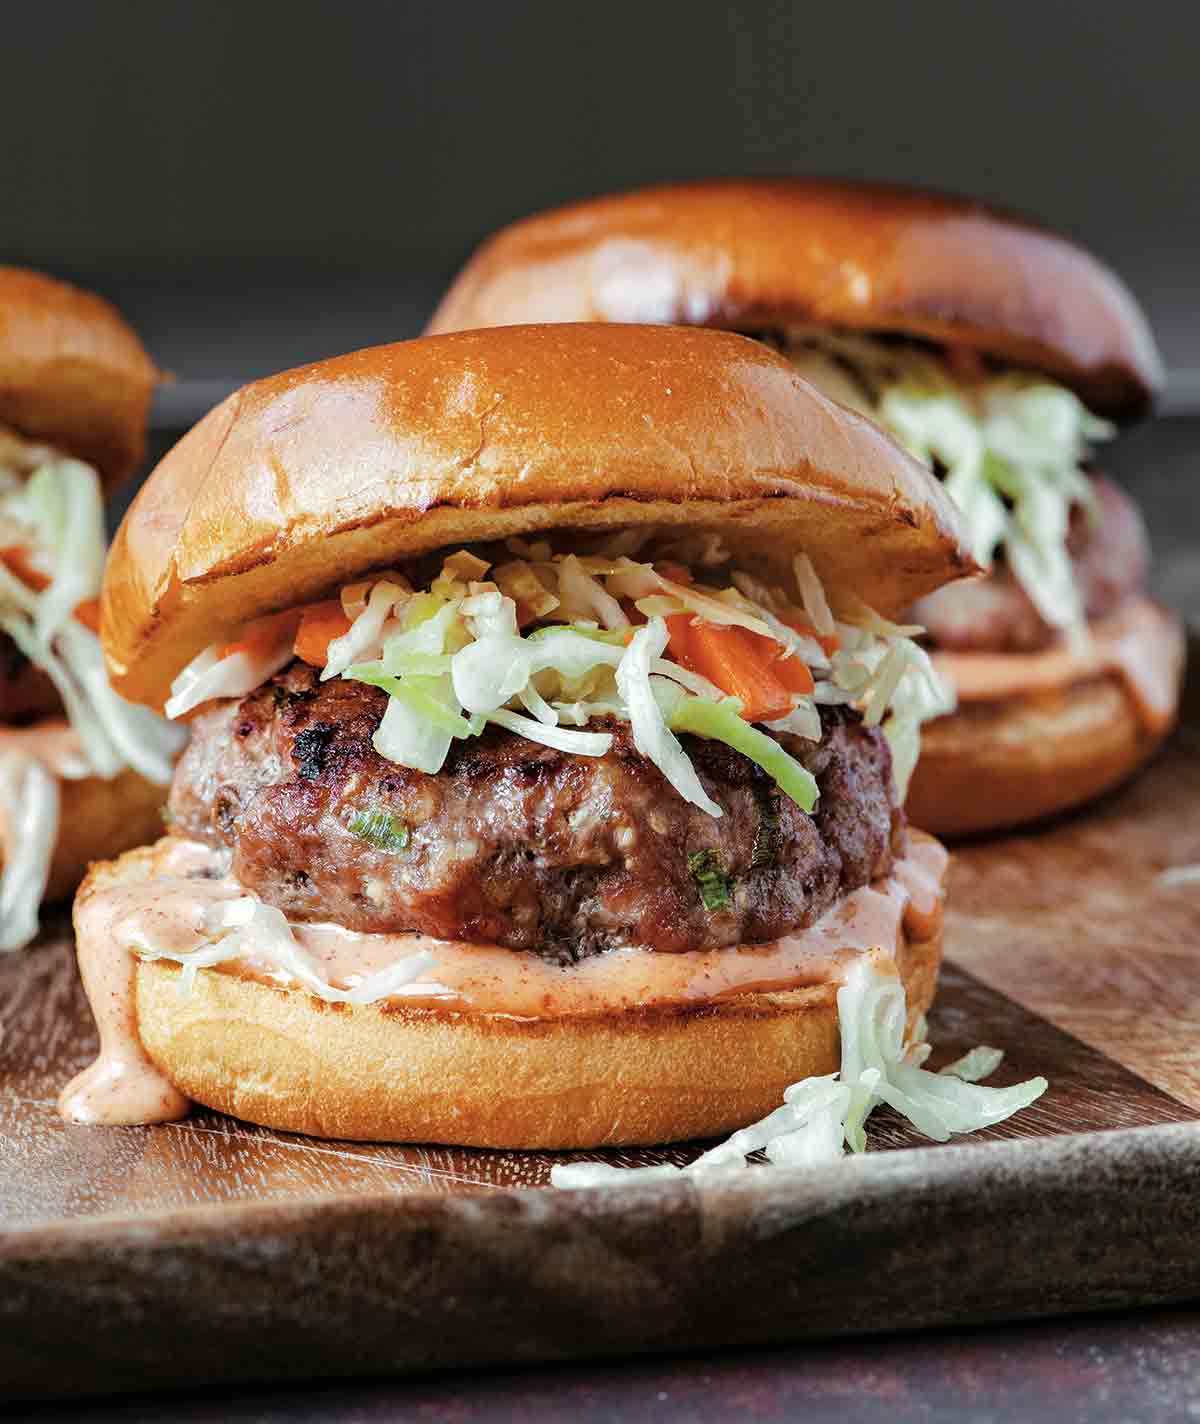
[60,323,975,1147]
[428,179,1185,835]
[0,267,183,951]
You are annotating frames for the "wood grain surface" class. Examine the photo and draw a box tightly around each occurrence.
[948,666,1200,1107]
[1,647,1198,1398]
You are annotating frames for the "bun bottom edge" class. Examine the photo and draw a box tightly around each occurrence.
[134,916,943,1150]
[906,658,1182,838]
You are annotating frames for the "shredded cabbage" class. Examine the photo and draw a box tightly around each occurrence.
[165,638,295,721]
[0,751,60,953]
[24,460,107,645]
[322,579,409,681]
[137,895,437,1004]
[940,1045,1005,1083]
[664,688,818,813]
[550,953,1047,1188]
[783,332,1113,642]
[616,621,722,817]
[1157,865,1200,889]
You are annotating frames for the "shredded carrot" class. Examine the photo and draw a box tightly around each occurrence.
[1,545,51,592]
[667,615,798,723]
[220,609,303,661]
[293,600,353,667]
[779,613,840,657]
[761,637,815,695]
[3,547,105,633]
[73,597,101,633]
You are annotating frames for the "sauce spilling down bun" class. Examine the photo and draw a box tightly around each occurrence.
[0,270,179,952]
[62,324,975,1147]
[428,180,1184,834]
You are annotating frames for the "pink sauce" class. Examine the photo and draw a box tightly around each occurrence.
[58,841,213,1126]
[59,832,948,1126]
[933,597,1184,735]
[0,720,89,778]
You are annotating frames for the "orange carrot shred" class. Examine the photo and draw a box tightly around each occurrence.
[293,600,353,667]
[667,615,799,723]
[220,609,304,661]
[73,597,101,633]
[1,545,51,592]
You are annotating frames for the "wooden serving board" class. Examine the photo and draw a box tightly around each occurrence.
[2,648,1199,1400]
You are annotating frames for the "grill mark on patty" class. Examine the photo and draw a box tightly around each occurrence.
[292,721,335,780]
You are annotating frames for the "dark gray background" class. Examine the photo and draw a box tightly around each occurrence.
[4,1,1198,415]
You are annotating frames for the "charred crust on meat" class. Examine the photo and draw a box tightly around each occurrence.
[292,722,335,780]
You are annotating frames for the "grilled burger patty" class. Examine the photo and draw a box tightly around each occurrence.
[170,662,902,961]
[909,474,1149,653]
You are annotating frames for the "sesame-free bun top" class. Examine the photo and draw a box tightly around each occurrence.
[427,179,1162,419]
[0,267,160,488]
[103,323,974,707]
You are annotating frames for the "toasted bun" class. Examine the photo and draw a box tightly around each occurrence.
[906,613,1185,836]
[0,267,159,489]
[121,875,941,1150]
[428,180,1162,419]
[103,323,974,708]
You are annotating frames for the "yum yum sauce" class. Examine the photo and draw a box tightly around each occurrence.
[934,596,1183,734]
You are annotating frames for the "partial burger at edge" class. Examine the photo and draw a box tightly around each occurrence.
[0,268,183,951]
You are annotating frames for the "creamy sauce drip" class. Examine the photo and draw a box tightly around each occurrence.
[933,597,1183,734]
[0,720,90,778]
[60,832,947,1126]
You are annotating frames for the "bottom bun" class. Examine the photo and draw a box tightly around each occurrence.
[906,663,1180,839]
[132,910,942,1150]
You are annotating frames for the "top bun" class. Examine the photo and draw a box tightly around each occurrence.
[427,179,1162,419]
[0,267,160,489]
[103,323,974,707]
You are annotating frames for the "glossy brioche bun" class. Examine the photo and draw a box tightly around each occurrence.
[905,612,1185,836]
[113,860,942,1149]
[103,323,974,709]
[427,179,1162,419]
[0,267,160,489]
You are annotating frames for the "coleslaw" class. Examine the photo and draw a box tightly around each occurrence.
[784,331,1114,645]
[166,535,954,823]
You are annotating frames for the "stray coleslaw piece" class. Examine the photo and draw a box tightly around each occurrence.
[550,953,1047,1187]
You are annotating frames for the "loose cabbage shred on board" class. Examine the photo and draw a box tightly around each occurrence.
[550,953,1048,1188]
